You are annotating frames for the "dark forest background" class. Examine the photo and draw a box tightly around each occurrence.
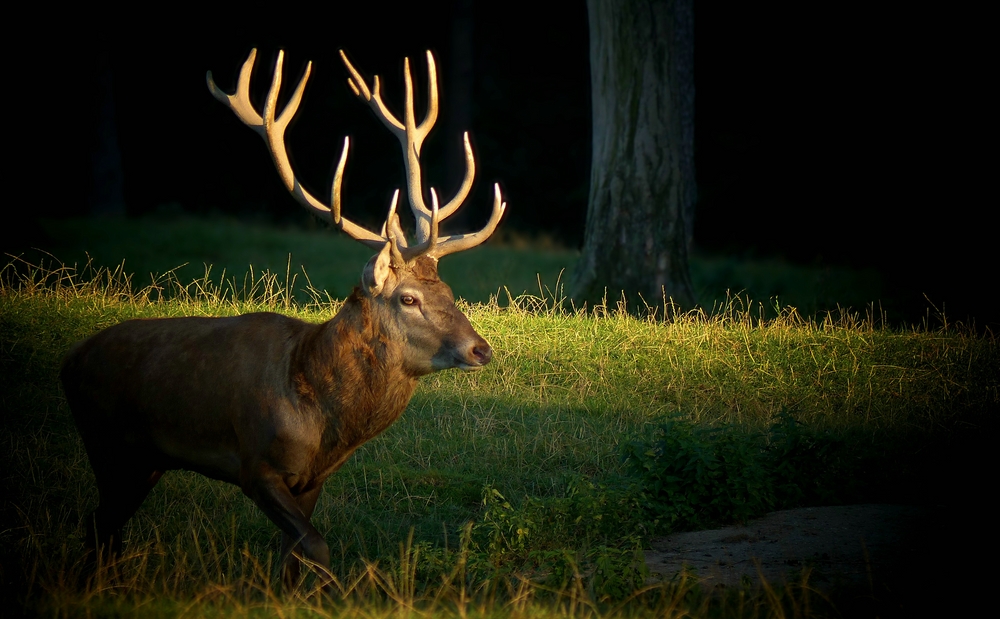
[6,2,994,327]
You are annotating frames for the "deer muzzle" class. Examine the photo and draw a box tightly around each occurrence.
[442,336,493,372]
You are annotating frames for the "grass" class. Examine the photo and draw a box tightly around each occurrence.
[18,214,890,318]
[16,215,578,306]
[1,216,997,617]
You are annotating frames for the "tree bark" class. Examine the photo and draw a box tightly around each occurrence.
[572,0,696,313]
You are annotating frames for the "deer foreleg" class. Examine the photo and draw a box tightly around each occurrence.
[277,484,324,588]
[243,465,331,584]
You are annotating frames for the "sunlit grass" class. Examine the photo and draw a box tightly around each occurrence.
[1,253,995,618]
[20,215,579,306]
[21,214,891,319]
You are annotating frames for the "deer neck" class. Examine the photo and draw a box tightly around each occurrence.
[293,288,418,449]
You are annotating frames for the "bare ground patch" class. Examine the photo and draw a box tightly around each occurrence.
[645,504,947,599]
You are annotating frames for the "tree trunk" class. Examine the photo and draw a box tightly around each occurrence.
[572,0,696,313]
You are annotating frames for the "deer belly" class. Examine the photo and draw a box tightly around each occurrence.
[150,426,243,483]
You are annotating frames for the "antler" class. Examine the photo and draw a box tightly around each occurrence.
[207,48,504,262]
[207,49,393,252]
[340,50,506,260]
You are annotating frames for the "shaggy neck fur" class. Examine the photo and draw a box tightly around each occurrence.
[293,289,418,456]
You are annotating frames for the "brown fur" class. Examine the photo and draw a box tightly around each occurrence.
[61,256,491,585]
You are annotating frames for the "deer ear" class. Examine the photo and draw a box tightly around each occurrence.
[362,242,393,296]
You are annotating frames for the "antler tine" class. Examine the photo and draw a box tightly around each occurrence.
[383,190,407,266]
[207,49,263,127]
[379,190,393,237]
[208,49,386,250]
[399,188,441,261]
[428,183,507,259]
[330,137,350,226]
[404,52,438,156]
[436,132,476,221]
[339,50,405,133]
[390,212,409,251]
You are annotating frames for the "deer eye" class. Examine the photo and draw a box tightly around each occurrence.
[400,294,417,306]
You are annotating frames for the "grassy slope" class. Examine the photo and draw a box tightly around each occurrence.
[1,217,996,617]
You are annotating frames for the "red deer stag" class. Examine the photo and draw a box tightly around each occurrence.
[61,48,505,584]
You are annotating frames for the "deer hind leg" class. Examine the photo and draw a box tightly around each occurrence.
[85,451,164,559]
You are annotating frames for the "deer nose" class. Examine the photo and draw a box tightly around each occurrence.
[471,342,492,365]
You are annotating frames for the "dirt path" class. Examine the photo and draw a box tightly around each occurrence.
[644,504,933,594]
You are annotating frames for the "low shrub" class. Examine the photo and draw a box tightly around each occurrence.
[622,412,872,531]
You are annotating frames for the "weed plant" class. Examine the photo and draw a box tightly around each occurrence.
[1,252,996,618]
